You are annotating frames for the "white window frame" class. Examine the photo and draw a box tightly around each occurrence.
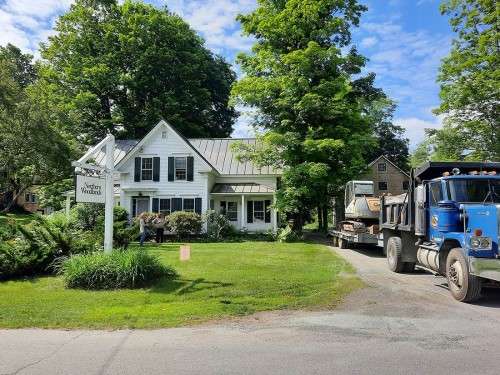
[174,157,187,181]
[226,201,238,222]
[253,200,265,222]
[183,198,195,212]
[141,157,153,181]
[159,198,171,215]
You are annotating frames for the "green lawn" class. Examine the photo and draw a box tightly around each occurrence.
[0,212,36,226]
[0,242,362,329]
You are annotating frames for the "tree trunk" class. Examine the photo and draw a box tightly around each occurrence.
[317,205,323,231]
[321,205,329,232]
[1,186,26,213]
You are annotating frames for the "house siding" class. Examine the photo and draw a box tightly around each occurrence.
[360,157,409,196]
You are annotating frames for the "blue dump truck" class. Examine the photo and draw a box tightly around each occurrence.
[380,161,500,302]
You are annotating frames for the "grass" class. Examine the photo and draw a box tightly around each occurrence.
[0,212,36,226]
[0,242,362,329]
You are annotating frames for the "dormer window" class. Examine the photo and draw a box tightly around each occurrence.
[141,157,153,180]
[175,157,187,180]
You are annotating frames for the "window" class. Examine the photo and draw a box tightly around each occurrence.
[253,201,265,221]
[160,199,171,215]
[429,182,443,206]
[378,181,388,191]
[175,157,187,180]
[25,193,30,202]
[210,199,215,210]
[24,193,36,203]
[378,163,387,172]
[403,181,409,191]
[183,198,195,212]
[141,157,153,180]
[227,202,238,221]
[445,179,499,203]
[31,194,37,203]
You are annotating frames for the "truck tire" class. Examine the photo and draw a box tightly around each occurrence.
[404,262,415,273]
[446,248,482,302]
[387,236,405,273]
[339,238,348,249]
[332,236,338,247]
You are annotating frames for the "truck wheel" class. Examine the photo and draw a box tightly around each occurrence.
[446,248,482,302]
[404,262,415,273]
[339,238,348,249]
[387,236,405,273]
[332,236,338,247]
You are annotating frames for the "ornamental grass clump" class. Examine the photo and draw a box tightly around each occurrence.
[60,249,177,290]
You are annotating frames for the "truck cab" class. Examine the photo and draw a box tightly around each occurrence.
[381,162,500,302]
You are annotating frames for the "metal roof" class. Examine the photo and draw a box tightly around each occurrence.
[91,140,139,167]
[83,135,280,176]
[211,183,275,194]
[188,138,280,175]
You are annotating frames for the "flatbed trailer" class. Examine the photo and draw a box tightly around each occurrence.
[330,229,378,248]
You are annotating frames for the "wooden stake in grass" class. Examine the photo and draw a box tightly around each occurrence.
[180,244,191,261]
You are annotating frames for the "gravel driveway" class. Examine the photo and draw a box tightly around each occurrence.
[1,244,499,375]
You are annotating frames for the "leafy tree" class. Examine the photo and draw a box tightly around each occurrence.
[0,45,73,212]
[38,179,74,211]
[232,0,385,232]
[434,0,499,160]
[363,99,409,170]
[40,0,237,144]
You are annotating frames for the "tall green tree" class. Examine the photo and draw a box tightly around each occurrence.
[232,0,385,232]
[0,45,73,212]
[434,0,499,160]
[363,99,409,170]
[40,0,237,144]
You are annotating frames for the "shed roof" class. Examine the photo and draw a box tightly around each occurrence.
[211,183,275,194]
[91,139,139,167]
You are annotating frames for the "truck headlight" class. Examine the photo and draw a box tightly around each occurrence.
[470,236,492,250]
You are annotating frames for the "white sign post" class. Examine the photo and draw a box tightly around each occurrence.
[74,134,115,254]
[103,136,115,253]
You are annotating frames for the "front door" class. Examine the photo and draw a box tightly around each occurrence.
[133,197,150,217]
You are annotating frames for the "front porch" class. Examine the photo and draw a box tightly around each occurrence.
[210,183,278,232]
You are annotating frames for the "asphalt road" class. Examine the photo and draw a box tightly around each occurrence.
[1,244,500,375]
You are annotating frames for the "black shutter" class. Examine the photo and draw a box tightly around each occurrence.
[134,158,141,182]
[187,156,194,181]
[168,157,174,181]
[152,198,159,213]
[153,157,160,182]
[220,201,227,214]
[131,198,137,217]
[172,198,182,212]
[195,198,202,215]
[247,201,253,223]
[265,200,271,223]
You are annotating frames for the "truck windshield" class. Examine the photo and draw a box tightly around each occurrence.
[446,179,500,203]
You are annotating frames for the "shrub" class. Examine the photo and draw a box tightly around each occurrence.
[277,225,301,243]
[60,249,177,289]
[71,203,104,232]
[167,211,202,239]
[205,211,232,240]
[0,213,99,280]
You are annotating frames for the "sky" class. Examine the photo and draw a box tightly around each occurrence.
[0,0,453,149]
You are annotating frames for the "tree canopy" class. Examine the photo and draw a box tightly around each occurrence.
[0,45,74,212]
[431,0,499,161]
[40,0,237,144]
[232,0,388,231]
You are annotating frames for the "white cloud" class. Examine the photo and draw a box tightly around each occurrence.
[394,116,443,148]
[165,0,255,56]
[0,0,73,54]
[360,36,377,48]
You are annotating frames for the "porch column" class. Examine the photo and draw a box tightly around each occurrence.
[241,194,245,229]
[272,194,278,232]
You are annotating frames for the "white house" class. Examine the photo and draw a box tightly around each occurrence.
[77,120,280,232]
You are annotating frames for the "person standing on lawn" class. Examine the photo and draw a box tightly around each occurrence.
[153,213,165,244]
[139,213,147,247]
